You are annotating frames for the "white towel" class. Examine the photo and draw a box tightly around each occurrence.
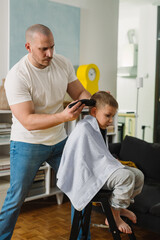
[57,115,124,211]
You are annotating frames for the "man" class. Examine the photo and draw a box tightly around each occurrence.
[0,24,91,240]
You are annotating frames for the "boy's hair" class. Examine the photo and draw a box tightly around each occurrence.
[90,91,118,110]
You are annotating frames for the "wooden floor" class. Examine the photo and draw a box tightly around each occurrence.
[12,196,160,240]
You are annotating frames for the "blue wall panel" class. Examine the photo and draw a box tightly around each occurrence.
[10,0,80,68]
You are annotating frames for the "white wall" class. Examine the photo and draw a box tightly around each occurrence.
[0,0,9,85]
[52,0,119,96]
[117,4,139,111]
[117,1,157,142]
[79,0,119,96]
[1,0,119,98]
[137,6,157,142]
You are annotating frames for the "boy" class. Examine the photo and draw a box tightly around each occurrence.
[57,91,144,234]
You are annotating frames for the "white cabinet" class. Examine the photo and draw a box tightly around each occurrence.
[25,163,63,205]
[118,113,136,139]
[124,116,136,137]
[0,110,63,211]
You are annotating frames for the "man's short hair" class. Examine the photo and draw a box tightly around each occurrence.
[25,24,52,41]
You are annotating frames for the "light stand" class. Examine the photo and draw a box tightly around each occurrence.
[135,77,143,137]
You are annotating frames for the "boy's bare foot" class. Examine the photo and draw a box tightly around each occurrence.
[120,208,137,224]
[104,208,132,234]
[105,208,136,225]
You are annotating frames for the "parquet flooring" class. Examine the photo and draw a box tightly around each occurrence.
[12,196,160,240]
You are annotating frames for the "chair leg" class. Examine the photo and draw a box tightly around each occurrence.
[69,203,92,240]
[69,210,82,240]
[101,198,121,240]
[81,202,92,240]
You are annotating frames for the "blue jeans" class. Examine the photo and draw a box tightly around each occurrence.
[0,139,67,240]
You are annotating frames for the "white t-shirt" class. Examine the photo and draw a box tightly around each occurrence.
[5,54,77,145]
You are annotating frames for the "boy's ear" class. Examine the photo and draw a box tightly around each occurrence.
[90,107,97,117]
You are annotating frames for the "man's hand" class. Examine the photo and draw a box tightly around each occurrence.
[62,101,85,122]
